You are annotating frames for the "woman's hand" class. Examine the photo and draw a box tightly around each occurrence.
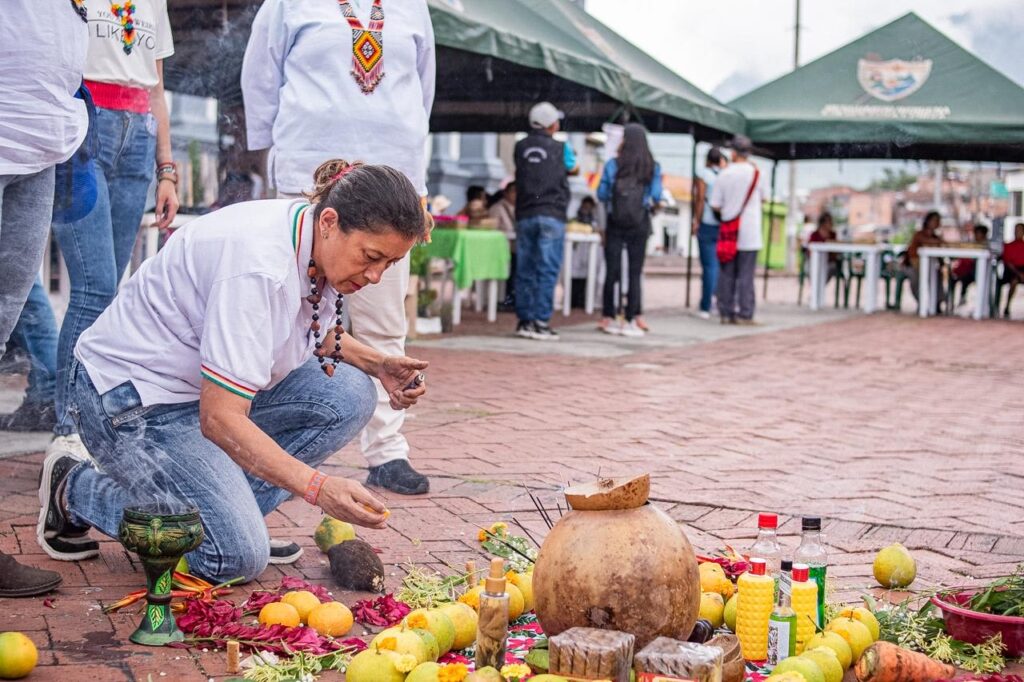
[378,355,429,410]
[317,477,389,529]
[154,179,180,229]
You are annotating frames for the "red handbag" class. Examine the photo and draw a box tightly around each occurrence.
[716,166,760,264]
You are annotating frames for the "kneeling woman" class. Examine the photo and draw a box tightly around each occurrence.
[38,161,430,583]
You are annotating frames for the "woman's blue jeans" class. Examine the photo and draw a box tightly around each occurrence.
[52,106,155,436]
[65,358,376,583]
[697,222,720,313]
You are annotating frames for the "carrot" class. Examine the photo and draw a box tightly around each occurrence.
[854,641,956,682]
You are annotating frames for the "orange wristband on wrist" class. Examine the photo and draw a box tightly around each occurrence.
[304,471,328,505]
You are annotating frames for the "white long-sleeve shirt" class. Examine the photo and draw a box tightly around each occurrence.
[241,0,435,195]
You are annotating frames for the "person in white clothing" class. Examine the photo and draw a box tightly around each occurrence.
[709,135,764,324]
[37,161,431,583]
[242,0,435,495]
[0,0,89,600]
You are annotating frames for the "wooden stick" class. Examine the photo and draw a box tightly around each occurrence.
[226,640,240,674]
[512,517,542,548]
[466,560,478,588]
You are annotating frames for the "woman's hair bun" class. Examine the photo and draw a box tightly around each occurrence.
[307,159,364,203]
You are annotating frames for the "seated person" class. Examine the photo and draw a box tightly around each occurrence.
[459,185,495,228]
[570,196,601,309]
[575,196,599,228]
[488,181,517,308]
[806,212,839,280]
[1000,222,1024,318]
[903,211,945,305]
[950,224,988,307]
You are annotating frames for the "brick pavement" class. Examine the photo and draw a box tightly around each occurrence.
[1,309,1023,679]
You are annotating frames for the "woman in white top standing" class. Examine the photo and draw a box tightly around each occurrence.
[37,161,430,583]
[48,0,181,460]
[242,0,435,497]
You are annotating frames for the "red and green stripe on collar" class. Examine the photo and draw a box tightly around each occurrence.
[200,364,257,400]
[291,202,310,255]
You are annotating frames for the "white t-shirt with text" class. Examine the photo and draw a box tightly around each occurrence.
[84,0,174,90]
[76,200,335,405]
[709,161,764,252]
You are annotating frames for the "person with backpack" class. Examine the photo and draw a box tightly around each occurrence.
[597,123,663,337]
[710,135,764,325]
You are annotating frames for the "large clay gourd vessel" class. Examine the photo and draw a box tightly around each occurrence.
[533,474,701,648]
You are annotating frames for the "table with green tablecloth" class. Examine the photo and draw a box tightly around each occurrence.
[417,228,510,324]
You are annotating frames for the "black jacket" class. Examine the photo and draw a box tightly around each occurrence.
[514,130,570,222]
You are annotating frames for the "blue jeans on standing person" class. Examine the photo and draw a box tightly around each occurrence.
[697,222,720,313]
[514,215,566,323]
[8,278,58,405]
[64,358,376,583]
[51,107,156,436]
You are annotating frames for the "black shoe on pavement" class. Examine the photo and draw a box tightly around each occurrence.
[531,321,560,341]
[366,459,429,495]
[268,539,304,565]
[0,401,57,432]
[515,320,535,339]
[0,551,62,597]
[37,452,99,561]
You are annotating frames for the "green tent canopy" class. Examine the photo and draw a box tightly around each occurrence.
[730,13,1024,162]
[428,0,744,137]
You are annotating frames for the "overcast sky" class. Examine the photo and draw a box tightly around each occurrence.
[585,0,1024,190]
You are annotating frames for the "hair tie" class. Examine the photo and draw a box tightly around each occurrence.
[330,165,356,183]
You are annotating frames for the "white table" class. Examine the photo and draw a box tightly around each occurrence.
[918,246,991,320]
[807,242,886,313]
[561,232,602,316]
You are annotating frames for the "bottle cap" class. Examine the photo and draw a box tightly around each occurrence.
[792,563,810,582]
[484,557,506,594]
[802,516,822,531]
[781,559,793,572]
[758,513,778,529]
[750,558,767,576]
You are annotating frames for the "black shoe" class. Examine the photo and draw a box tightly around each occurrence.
[531,321,560,341]
[37,452,98,561]
[515,320,535,339]
[268,539,303,565]
[0,401,57,432]
[0,551,62,597]
[366,459,429,495]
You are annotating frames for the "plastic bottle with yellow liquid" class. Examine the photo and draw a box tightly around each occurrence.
[790,563,819,654]
[736,557,775,661]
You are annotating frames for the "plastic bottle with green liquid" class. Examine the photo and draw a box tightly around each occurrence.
[793,517,828,627]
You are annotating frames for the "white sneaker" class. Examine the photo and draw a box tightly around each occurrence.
[47,434,92,463]
[697,311,711,320]
[600,321,621,335]
[619,320,646,338]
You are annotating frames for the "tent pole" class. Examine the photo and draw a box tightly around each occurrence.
[763,159,779,300]
[685,128,697,308]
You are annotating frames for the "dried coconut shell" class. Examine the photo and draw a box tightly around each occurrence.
[328,538,385,592]
[563,474,650,511]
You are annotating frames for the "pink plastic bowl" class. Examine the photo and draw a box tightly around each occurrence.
[931,590,1024,656]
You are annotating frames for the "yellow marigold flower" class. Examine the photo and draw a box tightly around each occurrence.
[377,636,398,651]
[506,570,520,586]
[438,663,469,682]
[500,663,532,680]
[477,529,487,542]
[458,590,480,610]
[394,653,418,673]
[406,612,428,629]
[488,521,508,536]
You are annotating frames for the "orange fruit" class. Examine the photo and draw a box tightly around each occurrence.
[258,602,301,628]
[0,632,38,679]
[307,601,354,637]
[280,590,321,624]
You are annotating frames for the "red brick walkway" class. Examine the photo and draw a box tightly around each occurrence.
[1,312,1023,679]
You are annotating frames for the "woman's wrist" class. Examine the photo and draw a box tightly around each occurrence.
[304,470,328,505]
[156,160,178,184]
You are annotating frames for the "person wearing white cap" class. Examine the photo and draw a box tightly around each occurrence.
[512,102,578,340]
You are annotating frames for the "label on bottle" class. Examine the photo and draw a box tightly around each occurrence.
[767,615,796,666]
[779,573,792,600]
[808,564,827,627]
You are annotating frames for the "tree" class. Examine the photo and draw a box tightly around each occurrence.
[865,168,917,192]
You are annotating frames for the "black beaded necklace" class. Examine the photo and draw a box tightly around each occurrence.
[307,259,344,376]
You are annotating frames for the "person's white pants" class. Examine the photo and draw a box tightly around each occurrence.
[278,192,410,468]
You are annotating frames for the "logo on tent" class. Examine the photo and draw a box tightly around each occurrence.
[857,58,932,102]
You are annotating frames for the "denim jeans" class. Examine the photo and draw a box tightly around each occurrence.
[65,358,376,583]
[8,278,58,404]
[697,222,720,313]
[0,169,55,356]
[514,215,565,323]
[52,107,156,436]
